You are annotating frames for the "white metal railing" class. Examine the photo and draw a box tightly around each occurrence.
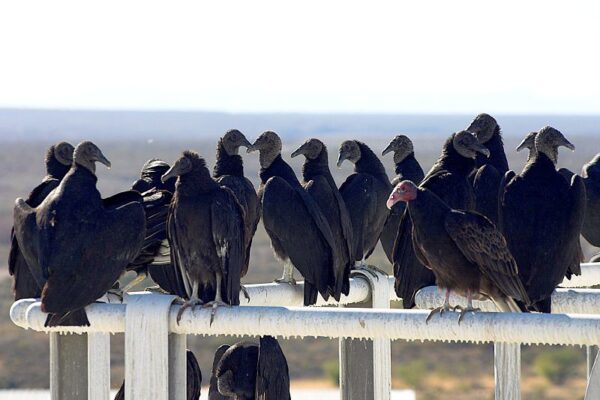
[9,264,600,400]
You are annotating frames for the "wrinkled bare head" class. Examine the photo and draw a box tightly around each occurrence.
[452,130,490,159]
[161,150,206,182]
[387,180,418,208]
[73,141,111,174]
[382,135,414,164]
[535,126,575,165]
[53,142,75,166]
[516,132,537,153]
[337,140,361,167]
[221,129,252,156]
[466,113,498,144]
[291,138,325,160]
[247,131,282,168]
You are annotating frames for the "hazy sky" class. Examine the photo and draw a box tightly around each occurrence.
[1,1,599,114]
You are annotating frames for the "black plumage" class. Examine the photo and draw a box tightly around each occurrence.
[215,336,290,400]
[467,114,508,224]
[8,142,74,300]
[392,131,490,308]
[13,141,145,326]
[291,138,353,298]
[114,350,202,400]
[388,180,530,321]
[248,131,337,306]
[163,151,245,323]
[209,345,234,400]
[379,135,424,263]
[337,140,391,266]
[213,130,260,278]
[499,127,585,313]
[581,153,600,247]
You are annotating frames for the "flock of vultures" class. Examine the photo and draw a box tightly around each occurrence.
[7,113,600,398]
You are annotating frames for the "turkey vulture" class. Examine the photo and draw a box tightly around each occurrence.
[388,180,530,322]
[499,126,585,313]
[337,140,391,272]
[247,131,337,306]
[13,141,146,326]
[114,350,202,400]
[213,129,260,278]
[393,131,490,308]
[8,141,74,300]
[291,138,353,298]
[467,113,508,224]
[163,151,245,323]
[379,135,424,263]
[215,336,291,400]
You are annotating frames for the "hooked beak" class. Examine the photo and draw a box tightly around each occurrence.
[290,143,307,158]
[561,138,576,151]
[161,165,178,183]
[96,151,111,169]
[246,140,260,153]
[472,143,490,158]
[386,190,400,209]
[239,136,252,150]
[382,143,394,156]
[516,140,530,152]
[336,153,347,168]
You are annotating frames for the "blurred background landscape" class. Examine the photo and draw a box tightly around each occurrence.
[0,109,598,399]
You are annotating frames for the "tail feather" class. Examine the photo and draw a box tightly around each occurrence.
[492,296,525,313]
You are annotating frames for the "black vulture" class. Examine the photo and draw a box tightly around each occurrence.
[388,180,530,322]
[379,135,424,264]
[213,129,260,278]
[215,336,291,400]
[467,113,508,224]
[291,138,353,298]
[392,131,490,308]
[247,131,337,306]
[499,127,585,313]
[162,151,245,323]
[8,141,74,300]
[337,140,391,272]
[13,141,146,326]
[114,350,202,400]
[581,153,600,247]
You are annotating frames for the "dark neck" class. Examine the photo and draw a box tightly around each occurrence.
[476,129,508,172]
[430,135,475,177]
[259,154,301,187]
[213,140,244,178]
[46,154,71,180]
[523,152,555,175]
[355,142,388,181]
[176,168,218,196]
[395,153,425,183]
[302,150,331,182]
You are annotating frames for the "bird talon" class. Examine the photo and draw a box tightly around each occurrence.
[274,278,297,285]
[241,286,251,303]
[425,305,452,324]
[176,299,203,324]
[457,307,481,325]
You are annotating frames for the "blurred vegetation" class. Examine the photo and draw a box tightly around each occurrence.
[534,347,583,384]
[0,135,597,399]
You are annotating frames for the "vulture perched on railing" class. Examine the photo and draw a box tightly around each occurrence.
[379,135,424,264]
[581,153,600,248]
[388,180,530,322]
[392,131,490,309]
[467,113,508,225]
[8,141,74,300]
[499,127,586,313]
[213,129,260,278]
[213,336,291,400]
[248,131,337,306]
[337,140,391,274]
[163,151,245,324]
[291,138,353,298]
[13,141,146,326]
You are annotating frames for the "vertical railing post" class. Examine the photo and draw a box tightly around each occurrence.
[585,349,600,400]
[124,292,178,400]
[588,346,598,380]
[88,332,111,400]
[339,269,391,400]
[494,343,520,400]
[50,332,89,400]
[169,334,187,400]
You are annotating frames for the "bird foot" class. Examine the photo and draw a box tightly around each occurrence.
[176,299,204,324]
[241,285,251,303]
[202,301,230,326]
[274,277,297,285]
[106,289,124,302]
[144,285,168,294]
[455,306,481,325]
[425,304,453,324]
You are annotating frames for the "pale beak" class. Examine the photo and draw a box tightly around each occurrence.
[290,145,305,158]
[96,151,111,169]
[382,143,394,156]
[473,143,490,158]
[336,153,347,168]
[161,165,178,183]
[386,191,400,209]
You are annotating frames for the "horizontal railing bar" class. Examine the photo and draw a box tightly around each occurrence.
[415,287,600,314]
[11,300,600,346]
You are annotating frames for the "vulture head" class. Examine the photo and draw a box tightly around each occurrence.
[73,141,111,174]
[516,132,538,153]
[291,138,325,160]
[452,130,490,159]
[162,151,207,182]
[221,129,252,156]
[247,131,282,168]
[382,135,414,164]
[51,142,75,166]
[337,140,361,167]
[387,180,418,209]
[535,126,575,165]
[466,113,498,144]
[215,342,258,399]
